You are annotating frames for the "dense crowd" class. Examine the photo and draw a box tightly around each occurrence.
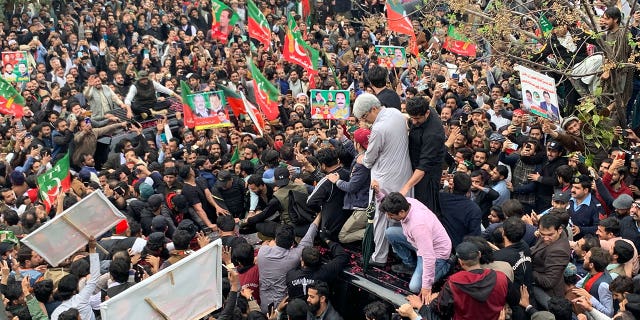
[3,0,640,319]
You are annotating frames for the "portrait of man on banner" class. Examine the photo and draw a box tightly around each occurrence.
[2,51,29,82]
[187,91,232,129]
[310,90,351,120]
[211,8,236,44]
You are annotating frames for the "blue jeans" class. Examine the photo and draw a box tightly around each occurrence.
[385,226,451,293]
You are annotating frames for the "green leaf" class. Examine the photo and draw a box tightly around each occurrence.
[593,114,600,125]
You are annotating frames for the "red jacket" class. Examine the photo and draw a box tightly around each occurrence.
[598,172,633,218]
[430,268,509,320]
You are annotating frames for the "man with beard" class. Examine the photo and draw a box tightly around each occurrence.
[620,198,640,252]
[490,164,511,206]
[576,247,614,317]
[596,217,639,277]
[543,116,585,154]
[124,71,181,118]
[84,75,132,120]
[306,282,343,320]
[487,133,505,165]
[470,170,499,227]
[527,141,568,212]
[399,97,446,215]
[601,156,633,205]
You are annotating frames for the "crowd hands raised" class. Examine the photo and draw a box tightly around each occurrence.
[2,0,640,319]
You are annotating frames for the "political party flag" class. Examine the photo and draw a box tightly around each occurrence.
[539,14,553,36]
[218,84,246,117]
[247,58,280,121]
[284,13,319,75]
[230,147,240,164]
[442,25,477,57]
[211,0,239,44]
[386,0,414,36]
[0,77,24,118]
[37,152,71,212]
[180,81,196,129]
[247,0,271,49]
[240,91,265,136]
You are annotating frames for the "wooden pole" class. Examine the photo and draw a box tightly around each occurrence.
[144,297,171,320]
[60,216,109,255]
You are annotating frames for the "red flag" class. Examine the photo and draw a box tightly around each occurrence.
[284,14,319,75]
[386,0,414,36]
[442,25,477,57]
[301,0,311,17]
[241,92,265,136]
[247,0,271,49]
[218,84,245,117]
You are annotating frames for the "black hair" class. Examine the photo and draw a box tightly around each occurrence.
[453,172,471,194]
[231,242,255,267]
[59,308,81,320]
[599,217,621,237]
[247,174,264,187]
[555,165,574,183]
[580,234,601,254]
[379,192,410,215]
[109,258,130,283]
[613,240,635,264]
[548,297,573,320]
[307,281,330,298]
[275,224,295,249]
[539,213,563,230]
[363,301,390,320]
[17,245,33,267]
[496,165,508,179]
[588,247,610,273]
[315,148,339,167]
[501,199,524,218]
[610,276,634,295]
[302,247,321,268]
[33,279,54,303]
[55,274,79,301]
[239,160,255,175]
[464,236,494,264]
[502,216,526,243]
[69,258,90,278]
[172,229,192,251]
[405,97,429,116]
[217,215,236,232]
[367,66,388,88]
[603,6,622,24]
[5,210,19,226]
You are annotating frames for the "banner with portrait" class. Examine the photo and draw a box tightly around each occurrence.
[375,46,407,68]
[186,91,232,130]
[211,0,240,45]
[310,90,351,120]
[515,65,561,123]
[2,51,29,82]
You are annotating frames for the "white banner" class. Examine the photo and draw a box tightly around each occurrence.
[515,65,561,123]
[100,239,223,320]
[21,191,126,267]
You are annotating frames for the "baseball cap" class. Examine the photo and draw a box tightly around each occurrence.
[552,191,571,203]
[353,128,371,149]
[274,167,290,187]
[215,170,233,188]
[455,241,480,261]
[489,133,505,142]
[547,141,564,152]
[573,174,592,185]
[613,194,634,210]
[151,216,168,232]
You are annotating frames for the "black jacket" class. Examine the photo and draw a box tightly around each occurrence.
[212,177,246,218]
[285,241,349,299]
[307,168,351,241]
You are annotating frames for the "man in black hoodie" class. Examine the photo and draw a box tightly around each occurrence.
[494,217,533,320]
[285,233,349,299]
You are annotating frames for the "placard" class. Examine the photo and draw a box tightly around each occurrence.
[516,65,561,122]
[100,240,223,320]
[2,51,29,82]
[310,90,351,120]
[375,45,407,68]
[186,91,233,130]
[21,191,126,266]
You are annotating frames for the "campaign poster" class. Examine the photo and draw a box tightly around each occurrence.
[211,0,239,45]
[2,51,29,82]
[310,90,351,120]
[516,65,561,122]
[186,91,232,130]
[375,45,407,68]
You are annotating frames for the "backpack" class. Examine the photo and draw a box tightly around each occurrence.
[288,190,316,225]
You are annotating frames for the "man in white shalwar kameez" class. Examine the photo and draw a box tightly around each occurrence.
[353,93,413,265]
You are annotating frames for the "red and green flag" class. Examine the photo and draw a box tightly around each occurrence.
[37,152,71,212]
[284,13,319,75]
[211,0,240,44]
[443,25,477,57]
[386,0,414,35]
[247,58,280,121]
[247,0,271,49]
[0,77,24,118]
[180,81,196,129]
[241,91,265,136]
[218,84,246,117]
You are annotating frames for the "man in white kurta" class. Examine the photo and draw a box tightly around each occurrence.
[353,93,413,265]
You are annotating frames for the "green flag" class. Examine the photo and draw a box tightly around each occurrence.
[37,152,71,212]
